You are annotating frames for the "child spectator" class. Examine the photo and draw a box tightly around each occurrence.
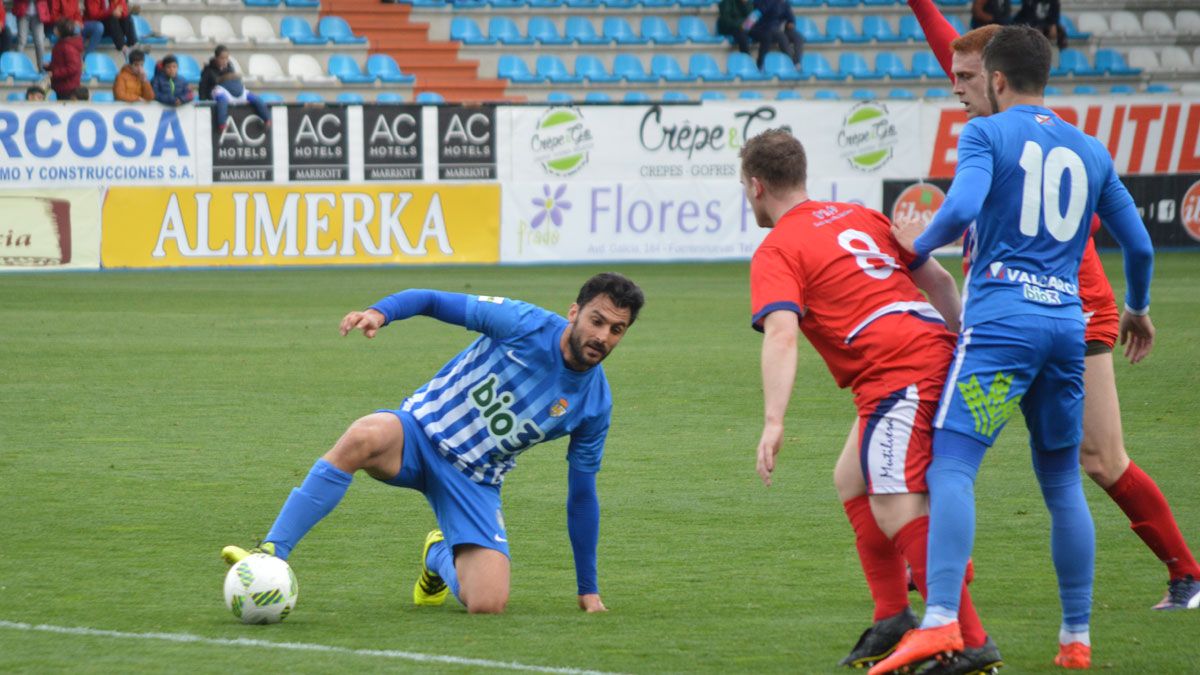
[114,48,154,101]
[152,54,195,106]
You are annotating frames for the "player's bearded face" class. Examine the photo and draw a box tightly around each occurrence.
[985,70,1001,117]
[564,295,631,370]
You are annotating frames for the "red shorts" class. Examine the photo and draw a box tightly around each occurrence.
[856,371,945,495]
[1079,236,1118,348]
[1084,302,1119,348]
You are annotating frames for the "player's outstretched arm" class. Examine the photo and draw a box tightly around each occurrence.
[355,289,470,335]
[910,257,962,334]
[903,123,992,255]
[566,466,607,612]
[340,308,387,338]
[758,310,799,487]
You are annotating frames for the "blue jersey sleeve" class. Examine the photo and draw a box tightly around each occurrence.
[914,120,993,256]
[566,466,600,596]
[1094,152,1154,312]
[463,296,546,341]
[567,410,609,473]
[369,289,469,327]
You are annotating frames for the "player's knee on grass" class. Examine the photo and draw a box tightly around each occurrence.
[456,546,511,614]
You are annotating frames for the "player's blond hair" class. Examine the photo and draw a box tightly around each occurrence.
[739,128,807,192]
[950,24,1002,54]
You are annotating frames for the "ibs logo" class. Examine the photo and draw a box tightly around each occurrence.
[838,102,899,172]
[891,182,946,228]
[1182,179,1200,242]
[531,107,593,177]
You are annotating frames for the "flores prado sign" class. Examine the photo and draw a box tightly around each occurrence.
[101,185,500,268]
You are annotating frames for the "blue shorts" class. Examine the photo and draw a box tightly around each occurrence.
[934,316,1086,452]
[378,409,510,557]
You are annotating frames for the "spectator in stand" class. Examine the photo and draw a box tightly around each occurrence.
[114,48,154,101]
[1014,0,1066,49]
[13,0,50,71]
[970,0,1011,29]
[750,0,803,69]
[69,85,90,100]
[47,19,83,99]
[85,0,138,56]
[26,86,48,101]
[152,54,195,106]
[48,0,102,54]
[200,45,271,131]
[0,4,11,54]
[716,0,754,58]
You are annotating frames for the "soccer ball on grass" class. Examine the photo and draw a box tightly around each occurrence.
[223,553,298,624]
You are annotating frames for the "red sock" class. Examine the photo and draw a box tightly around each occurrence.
[1106,461,1200,580]
[843,495,909,621]
[893,516,988,649]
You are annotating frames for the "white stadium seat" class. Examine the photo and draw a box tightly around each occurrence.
[1108,11,1142,37]
[1126,47,1159,72]
[1178,11,1200,36]
[200,15,247,44]
[1159,47,1191,72]
[1181,82,1200,96]
[287,54,336,83]
[1076,12,1109,38]
[159,15,208,43]
[1141,11,1174,36]
[242,16,288,45]
[247,53,293,83]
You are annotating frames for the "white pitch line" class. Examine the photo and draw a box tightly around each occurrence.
[0,620,626,675]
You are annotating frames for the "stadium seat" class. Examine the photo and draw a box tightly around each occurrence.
[862,16,901,43]
[662,91,689,102]
[243,0,280,8]
[281,17,328,45]
[1107,11,1141,37]
[738,90,764,99]
[489,16,533,44]
[678,16,726,44]
[288,54,336,82]
[565,17,608,45]
[83,52,119,83]
[945,14,968,35]
[602,0,637,8]
[911,52,942,78]
[536,54,582,83]
[1072,85,1098,95]
[92,90,115,102]
[852,89,877,100]
[242,16,288,44]
[319,17,367,44]
[640,0,674,8]
[134,15,169,45]
[623,91,651,103]
[1053,48,1099,76]
[700,90,727,100]
[490,0,525,6]
[1110,84,1136,95]
[529,0,563,6]
[1060,15,1089,40]
[776,89,801,100]
[566,0,600,6]
[4,93,20,103]
[1140,11,1173,36]
[826,16,867,43]
[803,52,840,80]
[416,91,445,103]
[813,89,840,100]
[1076,12,1108,37]
[574,54,619,83]
[528,17,569,45]
[862,0,895,6]
[613,54,656,83]
[898,15,925,41]
[159,14,207,43]
[875,52,915,79]
[285,0,320,8]
[1146,83,1172,94]
[450,17,493,45]
[200,15,245,44]
[337,92,364,104]
[1160,46,1192,72]
[583,91,612,102]
[546,91,573,103]
[924,87,950,98]
[651,54,692,82]
[248,53,292,83]
[791,0,822,7]
[1094,49,1139,75]
[1044,85,1061,96]
[176,54,202,82]
[688,53,732,81]
[641,16,684,44]
[498,54,543,83]
[728,52,768,81]
[329,55,374,84]
[603,17,646,44]
[762,52,801,80]
[797,17,832,44]
[296,92,324,103]
[377,92,405,103]
[367,54,416,83]
[1179,10,1200,35]
[838,52,874,79]
[678,0,716,7]
[888,88,915,99]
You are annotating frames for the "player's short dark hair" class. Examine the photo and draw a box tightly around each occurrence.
[576,273,644,325]
[983,25,1051,95]
[739,128,807,192]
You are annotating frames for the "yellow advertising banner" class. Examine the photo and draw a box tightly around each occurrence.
[101,185,500,268]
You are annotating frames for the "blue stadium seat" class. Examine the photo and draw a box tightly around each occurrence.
[827,16,867,43]
[489,16,534,44]
[1072,85,1098,95]
[828,0,859,6]
[498,54,543,83]
[536,54,583,83]
[911,52,943,78]
[546,91,574,103]
[528,17,570,44]
[602,0,637,8]
[285,0,319,8]
[738,90,764,99]
[133,15,168,45]
[574,54,618,82]
[791,0,822,7]
[565,17,608,45]
[700,90,728,101]
[584,91,612,102]
[1053,49,1100,76]
[797,17,833,44]
[838,52,875,79]
[329,55,375,84]
[319,16,367,44]
[678,0,715,7]
[176,54,202,83]
[5,92,21,102]
[367,54,416,83]
[490,0,526,7]
[777,89,802,100]
[888,88,915,99]
[727,52,768,81]
[1146,83,1172,94]
[296,92,325,103]
[641,16,684,44]
[651,54,692,82]
[662,91,690,102]
[623,91,651,103]
[281,17,328,45]
[641,0,674,7]
[603,17,646,44]
[688,53,734,82]
[803,52,841,80]
[244,0,281,7]
[1044,85,1062,96]
[875,52,915,79]
[678,16,726,44]
[863,0,896,5]
[337,92,365,104]
[1110,84,1135,95]
[2,52,43,82]
[813,89,841,100]
[898,15,925,41]
[451,17,494,45]
[613,54,656,82]
[416,91,445,103]
[1095,49,1139,75]
[376,92,405,103]
[83,52,119,83]
[862,16,901,42]
[763,52,801,80]
[1061,15,1090,40]
[946,14,968,34]
[566,0,600,6]
[923,87,950,98]
[92,90,115,102]
[852,89,878,100]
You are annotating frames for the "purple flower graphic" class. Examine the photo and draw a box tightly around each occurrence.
[530,184,571,228]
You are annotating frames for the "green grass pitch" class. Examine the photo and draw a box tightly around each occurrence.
[1,253,1197,673]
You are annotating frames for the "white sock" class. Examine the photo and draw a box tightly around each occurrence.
[1059,624,1091,647]
[920,605,959,629]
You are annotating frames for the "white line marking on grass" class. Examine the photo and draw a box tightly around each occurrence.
[0,620,626,675]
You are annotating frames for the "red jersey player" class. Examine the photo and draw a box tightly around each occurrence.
[743,129,1002,674]
[908,0,1199,618]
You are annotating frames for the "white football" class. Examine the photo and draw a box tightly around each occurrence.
[223,553,298,624]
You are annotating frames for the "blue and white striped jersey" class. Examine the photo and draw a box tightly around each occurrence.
[399,295,612,486]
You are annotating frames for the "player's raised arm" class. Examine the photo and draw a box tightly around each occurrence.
[340,289,471,338]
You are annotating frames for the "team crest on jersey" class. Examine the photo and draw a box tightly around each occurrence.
[549,398,569,418]
[957,372,1023,437]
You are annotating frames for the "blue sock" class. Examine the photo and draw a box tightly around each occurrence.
[1033,445,1094,628]
[264,459,353,560]
[922,430,988,628]
[426,540,462,603]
